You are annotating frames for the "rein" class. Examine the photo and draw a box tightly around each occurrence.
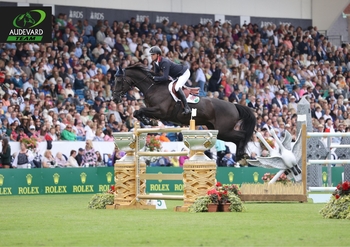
[119,72,154,96]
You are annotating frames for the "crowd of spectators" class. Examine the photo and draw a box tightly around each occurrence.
[0,12,349,168]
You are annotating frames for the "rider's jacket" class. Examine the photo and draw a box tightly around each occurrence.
[153,57,188,82]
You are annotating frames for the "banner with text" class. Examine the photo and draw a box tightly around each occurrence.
[0,167,114,195]
[55,5,312,30]
[0,167,343,196]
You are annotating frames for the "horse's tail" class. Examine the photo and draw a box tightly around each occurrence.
[235,104,256,155]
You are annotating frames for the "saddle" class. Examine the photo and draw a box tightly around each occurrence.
[171,81,200,98]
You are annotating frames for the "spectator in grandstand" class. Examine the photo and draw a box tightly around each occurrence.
[82,140,97,167]
[179,148,189,167]
[55,152,68,167]
[42,150,56,168]
[65,150,79,167]
[103,129,114,141]
[0,138,11,168]
[95,151,105,167]
[60,124,77,141]
[12,141,34,169]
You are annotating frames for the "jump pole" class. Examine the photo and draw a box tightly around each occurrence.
[301,123,307,197]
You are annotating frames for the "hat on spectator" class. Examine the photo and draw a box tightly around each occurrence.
[4,83,10,89]
[112,121,119,125]
[97,68,102,73]
[143,43,150,48]
[265,86,270,90]
[324,61,330,65]
[318,124,323,128]
[279,89,284,95]
[285,124,291,127]
[78,148,84,152]
[29,125,35,130]
[290,95,296,100]
[259,89,264,93]
[329,89,334,92]
[344,99,349,103]
[94,96,102,101]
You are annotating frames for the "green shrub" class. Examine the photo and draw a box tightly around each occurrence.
[88,193,114,209]
[319,195,350,219]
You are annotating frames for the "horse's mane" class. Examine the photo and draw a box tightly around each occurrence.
[125,63,155,76]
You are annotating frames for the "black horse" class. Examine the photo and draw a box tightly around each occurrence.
[113,63,256,159]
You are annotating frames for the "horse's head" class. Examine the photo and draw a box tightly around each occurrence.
[112,63,154,104]
[113,75,133,103]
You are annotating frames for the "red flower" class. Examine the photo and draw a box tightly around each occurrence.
[216,182,222,187]
[337,184,342,190]
[110,185,115,191]
[207,189,217,195]
[335,194,340,199]
[342,182,349,191]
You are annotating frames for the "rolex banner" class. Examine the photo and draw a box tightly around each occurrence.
[0,168,114,195]
[0,167,344,196]
[145,167,344,192]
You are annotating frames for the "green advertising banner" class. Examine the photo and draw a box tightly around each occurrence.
[0,168,114,196]
[145,167,345,192]
[0,167,344,196]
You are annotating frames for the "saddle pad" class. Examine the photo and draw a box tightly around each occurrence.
[168,81,200,104]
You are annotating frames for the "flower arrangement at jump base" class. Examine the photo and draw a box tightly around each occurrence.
[144,135,162,166]
[88,185,115,209]
[145,135,162,151]
[19,136,39,151]
[262,172,290,184]
[188,182,245,213]
[320,181,350,220]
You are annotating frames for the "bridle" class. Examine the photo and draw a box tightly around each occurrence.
[115,71,154,101]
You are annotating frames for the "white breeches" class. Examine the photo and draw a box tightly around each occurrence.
[175,69,190,91]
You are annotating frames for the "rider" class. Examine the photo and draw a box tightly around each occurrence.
[149,46,191,115]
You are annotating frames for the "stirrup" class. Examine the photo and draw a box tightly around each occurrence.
[182,106,191,115]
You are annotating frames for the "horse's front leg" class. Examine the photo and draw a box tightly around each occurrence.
[134,107,163,126]
[133,110,152,125]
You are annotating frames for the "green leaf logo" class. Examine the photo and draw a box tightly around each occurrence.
[13,10,46,28]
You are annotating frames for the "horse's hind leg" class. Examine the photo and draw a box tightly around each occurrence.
[223,130,247,160]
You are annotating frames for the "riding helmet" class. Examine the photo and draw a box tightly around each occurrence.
[149,46,162,55]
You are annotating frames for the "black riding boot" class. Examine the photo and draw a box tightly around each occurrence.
[177,88,191,115]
